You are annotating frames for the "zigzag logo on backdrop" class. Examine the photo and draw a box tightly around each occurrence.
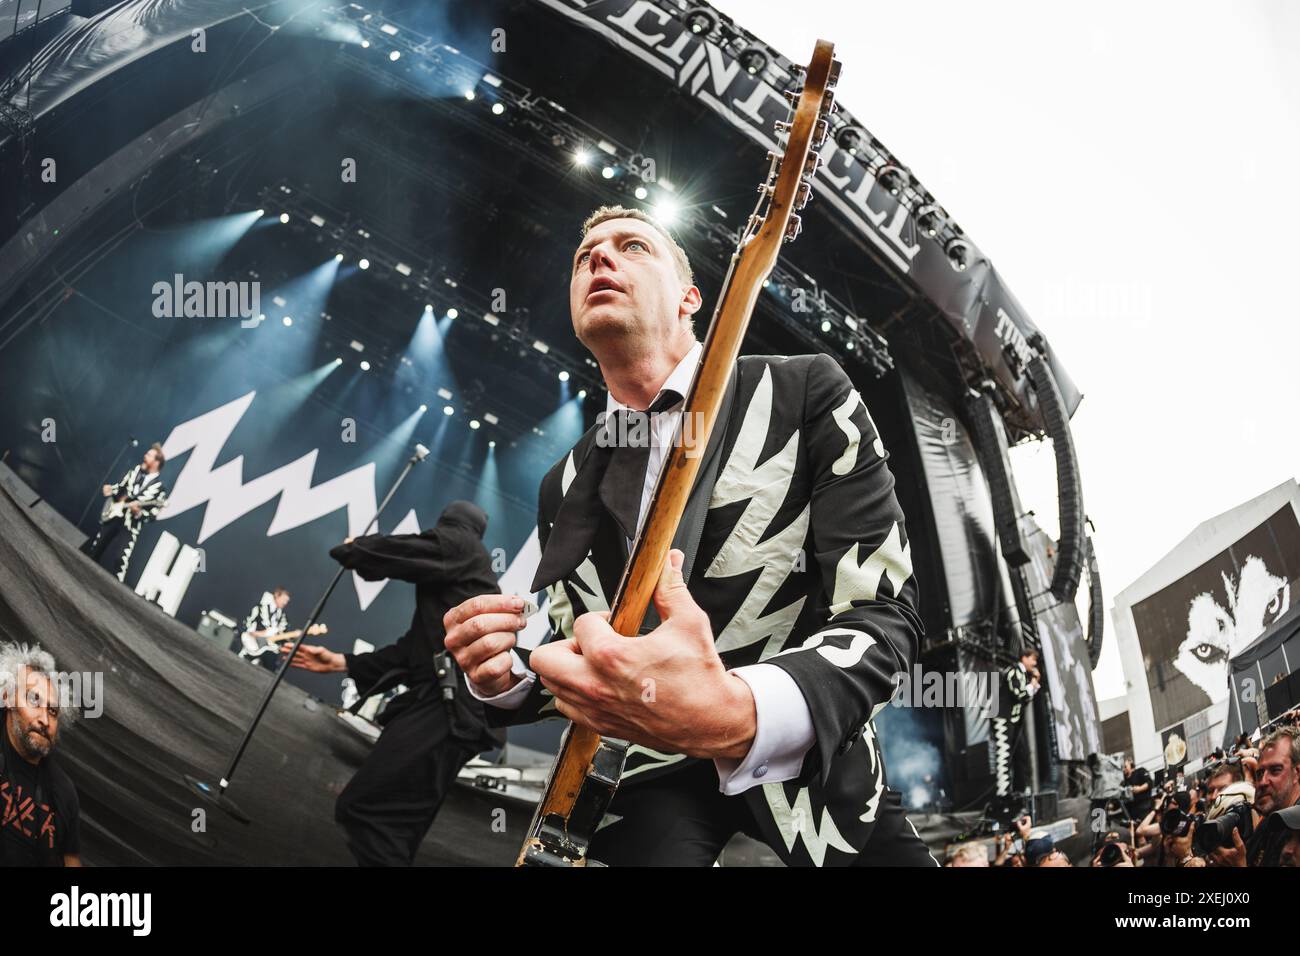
[153,391,541,611]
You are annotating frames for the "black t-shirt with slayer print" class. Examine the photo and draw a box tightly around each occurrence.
[0,731,81,866]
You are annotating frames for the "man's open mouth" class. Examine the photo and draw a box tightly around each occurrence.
[587,277,624,298]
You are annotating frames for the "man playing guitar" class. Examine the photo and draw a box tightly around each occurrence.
[83,442,168,583]
[238,588,327,670]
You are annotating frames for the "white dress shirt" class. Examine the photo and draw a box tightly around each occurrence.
[468,342,816,795]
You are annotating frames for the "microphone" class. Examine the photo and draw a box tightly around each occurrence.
[412,443,430,462]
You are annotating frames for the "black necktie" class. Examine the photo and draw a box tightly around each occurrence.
[531,390,682,592]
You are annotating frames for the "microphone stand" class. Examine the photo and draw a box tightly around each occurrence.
[78,436,139,529]
[186,443,430,821]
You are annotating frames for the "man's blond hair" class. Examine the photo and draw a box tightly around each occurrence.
[580,205,695,288]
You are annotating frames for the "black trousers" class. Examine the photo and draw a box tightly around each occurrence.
[83,518,138,582]
[334,695,479,866]
[588,758,938,867]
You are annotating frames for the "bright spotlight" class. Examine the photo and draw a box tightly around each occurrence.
[446,308,459,319]
[278,213,289,224]
[334,253,344,262]
[418,403,428,412]
[578,388,588,399]
[574,148,591,166]
[361,39,370,49]
[424,303,433,313]
[654,198,680,224]
[443,405,454,416]
[389,50,401,62]
[282,316,293,327]
[360,360,371,371]
[820,320,831,332]
[634,186,648,200]
[256,208,265,217]
[358,258,370,270]
[488,440,496,449]
[601,166,615,179]
[465,90,477,100]
[469,419,481,430]
[491,102,505,115]
[334,357,343,364]
[558,370,570,382]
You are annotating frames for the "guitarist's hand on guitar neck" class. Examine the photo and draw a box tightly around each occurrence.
[531,549,757,761]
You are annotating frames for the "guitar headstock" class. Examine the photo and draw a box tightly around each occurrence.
[741,40,839,265]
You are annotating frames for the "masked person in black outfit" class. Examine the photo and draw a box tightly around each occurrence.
[289,501,501,866]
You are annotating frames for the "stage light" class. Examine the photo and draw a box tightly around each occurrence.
[601,166,615,179]
[437,387,453,400]
[492,102,505,115]
[334,357,343,364]
[655,198,680,224]
[283,316,293,327]
[360,39,369,49]
[634,186,648,200]
[820,320,831,332]
[279,213,289,224]
[578,388,587,399]
[443,405,454,416]
[470,419,481,430]
[380,23,398,36]
[845,316,858,330]
[558,370,570,382]
[419,403,428,412]
[482,73,502,88]
[389,50,400,61]
[835,126,865,155]
[481,312,499,326]
[350,340,365,352]
[334,253,344,262]
[877,164,909,197]
[532,340,550,354]
[424,303,433,313]
[358,258,370,270]
[738,47,768,75]
[683,7,716,34]
[945,238,972,272]
[310,214,327,228]
[488,440,496,449]
[446,308,458,319]
[846,341,856,350]
[915,204,947,237]
[257,208,265,217]
[658,178,675,193]
[360,360,371,371]
[395,262,412,276]
[574,148,591,166]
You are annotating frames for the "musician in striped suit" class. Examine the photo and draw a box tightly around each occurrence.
[83,443,169,583]
[445,206,935,866]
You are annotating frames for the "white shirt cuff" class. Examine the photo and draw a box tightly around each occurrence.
[465,650,534,708]
[713,663,816,796]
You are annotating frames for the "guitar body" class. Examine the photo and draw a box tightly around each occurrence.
[516,40,841,867]
[101,497,134,523]
[237,624,328,660]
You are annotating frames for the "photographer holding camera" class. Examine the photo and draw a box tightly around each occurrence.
[1208,724,1300,867]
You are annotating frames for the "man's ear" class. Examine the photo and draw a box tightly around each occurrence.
[679,284,702,319]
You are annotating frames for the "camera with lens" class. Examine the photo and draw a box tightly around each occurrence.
[1192,782,1255,854]
[1160,806,1200,838]
[1098,840,1127,867]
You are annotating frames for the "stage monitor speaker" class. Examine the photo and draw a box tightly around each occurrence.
[196,610,238,654]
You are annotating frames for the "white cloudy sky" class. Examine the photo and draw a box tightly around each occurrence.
[713,0,1300,699]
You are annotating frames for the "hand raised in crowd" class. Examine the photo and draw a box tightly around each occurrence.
[1207,827,1248,868]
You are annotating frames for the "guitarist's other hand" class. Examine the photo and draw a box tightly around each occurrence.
[290,644,346,673]
[444,594,528,696]
[532,549,757,761]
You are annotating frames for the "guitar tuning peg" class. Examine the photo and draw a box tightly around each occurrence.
[828,59,842,88]
[795,180,814,209]
[812,118,829,150]
[820,90,838,115]
[774,120,792,135]
[790,63,807,76]
[803,152,821,177]
[784,214,802,243]
[782,88,802,105]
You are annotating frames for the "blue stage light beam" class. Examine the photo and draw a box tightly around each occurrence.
[142,210,264,278]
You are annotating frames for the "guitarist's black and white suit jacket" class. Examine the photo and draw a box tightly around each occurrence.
[470,346,923,866]
[110,464,169,533]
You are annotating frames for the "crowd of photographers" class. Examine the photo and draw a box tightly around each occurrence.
[945,713,1300,867]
